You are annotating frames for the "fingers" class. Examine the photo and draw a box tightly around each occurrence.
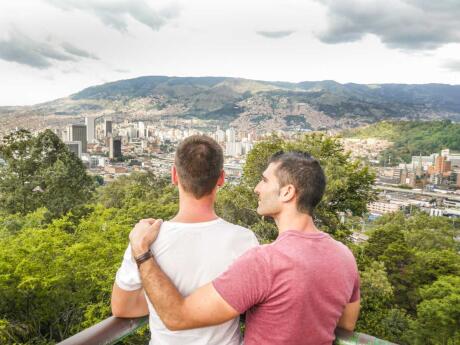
[140,218,156,224]
[129,219,163,254]
[150,219,163,230]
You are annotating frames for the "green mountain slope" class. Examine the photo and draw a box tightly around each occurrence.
[2,77,460,136]
[71,76,460,121]
[342,120,460,162]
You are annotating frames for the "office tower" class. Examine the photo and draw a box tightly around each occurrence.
[216,129,225,143]
[61,129,68,143]
[226,141,243,157]
[127,127,137,139]
[435,155,451,174]
[67,124,87,153]
[225,128,236,143]
[104,118,113,137]
[85,117,95,142]
[138,121,146,138]
[65,141,82,158]
[109,137,122,159]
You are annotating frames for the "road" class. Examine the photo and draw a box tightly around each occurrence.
[374,185,460,202]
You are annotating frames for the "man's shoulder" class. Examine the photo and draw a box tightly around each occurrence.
[155,218,258,246]
[218,219,253,234]
[217,220,259,247]
[330,237,356,258]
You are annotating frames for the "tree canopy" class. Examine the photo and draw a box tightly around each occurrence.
[217,133,376,242]
[0,129,96,218]
[0,130,458,345]
[342,120,460,163]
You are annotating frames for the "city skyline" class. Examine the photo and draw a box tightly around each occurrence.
[1,0,460,106]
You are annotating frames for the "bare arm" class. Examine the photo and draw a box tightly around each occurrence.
[129,219,239,331]
[111,283,149,318]
[337,300,360,331]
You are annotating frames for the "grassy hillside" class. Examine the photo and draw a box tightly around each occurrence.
[343,120,460,163]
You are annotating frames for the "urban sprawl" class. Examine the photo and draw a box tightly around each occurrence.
[9,116,460,226]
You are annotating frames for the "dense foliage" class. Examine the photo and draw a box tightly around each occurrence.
[0,129,96,219]
[0,131,458,344]
[354,212,460,344]
[342,120,460,163]
[217,133,377,242]
[0,172,178,344]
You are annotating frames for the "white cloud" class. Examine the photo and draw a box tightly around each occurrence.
[0,30,99,69]
[442,59,460,73]
[45,0,180,32]
[61,42,99,60]
[256,30,295,39]
[316,0,460,50]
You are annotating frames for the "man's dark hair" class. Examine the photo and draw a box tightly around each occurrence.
[175,135,223,198]
[269,151,326,215]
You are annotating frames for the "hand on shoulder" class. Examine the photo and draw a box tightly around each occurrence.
[129,218,163,256]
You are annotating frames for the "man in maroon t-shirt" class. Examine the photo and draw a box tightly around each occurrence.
[129,151,361,345]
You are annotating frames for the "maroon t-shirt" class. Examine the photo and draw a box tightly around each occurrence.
[213,230,360,345]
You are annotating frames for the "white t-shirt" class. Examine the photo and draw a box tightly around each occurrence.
[115,218,259,345]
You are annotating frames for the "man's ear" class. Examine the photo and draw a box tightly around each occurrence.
[279,184,296,203]
[171,165,179,186]
[217,170,225,187]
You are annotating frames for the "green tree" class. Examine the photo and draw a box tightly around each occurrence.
[356,261,394,339]
[0,129,41,215]
[218,133,376,241]
[363,211,460,313]
[405,250,460,311]
[412,276,460,345]
[364,212,406,260]
[0,129,96,219]
[96,171,175,210]
[379,241,415,310]
[405,212,460,252]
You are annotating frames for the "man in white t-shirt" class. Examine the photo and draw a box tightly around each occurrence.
[111,135,259,345]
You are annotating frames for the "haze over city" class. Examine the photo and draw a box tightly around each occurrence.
[1,0,460,106]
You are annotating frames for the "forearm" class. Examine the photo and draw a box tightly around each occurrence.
[337,300,360,331]
[139,257,187,330]
[111,283,149,317]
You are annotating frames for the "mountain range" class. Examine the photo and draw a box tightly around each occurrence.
[1,76,460,135]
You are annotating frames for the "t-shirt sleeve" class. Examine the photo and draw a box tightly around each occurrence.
[349,272,360,303]
[250,232,260,247]
[115,244,142,291]
[212,246,271,314]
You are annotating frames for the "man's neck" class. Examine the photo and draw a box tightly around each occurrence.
[170,192,218,223]
[274,208,320,235]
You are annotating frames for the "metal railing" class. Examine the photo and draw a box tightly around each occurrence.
[58,316,147,345]
[58,316,397,345]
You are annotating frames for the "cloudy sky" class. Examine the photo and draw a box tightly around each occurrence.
[1,0,459,105]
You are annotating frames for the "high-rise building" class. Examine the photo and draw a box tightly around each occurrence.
[67,124,87,153]
[138,121,146,138]
[216,129,225,143]
[127,127,137,139]
[435,155,451,174]
[226,128,236,143]
[85,117,95,142]
[226,141,243,156]
[65,141,82,158]
[104,119,113,137]
[109,137,122,159]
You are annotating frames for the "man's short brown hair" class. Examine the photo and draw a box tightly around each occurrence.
[269,151,326,215]
[175,135,223,198]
